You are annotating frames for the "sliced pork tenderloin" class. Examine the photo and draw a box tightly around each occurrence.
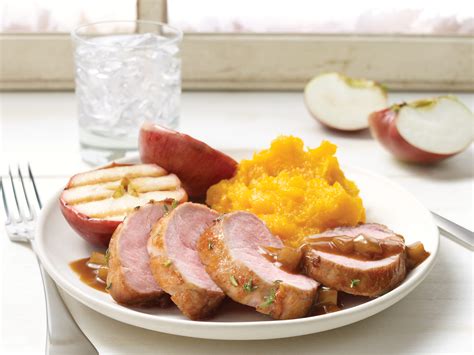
[197,211,319,320]
[303,223,407,297]
[148,203,225,320]
[107,202,170,307]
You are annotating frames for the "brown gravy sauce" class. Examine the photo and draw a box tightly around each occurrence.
[258,246,302,274]
[70,255,371,316]
[69,258,107,293]
[406,241,431,269]
[311,292,372,316]
[305,234,405,261]
[71,236,429,317]
[259,237,429,277]
[258,234,410,275]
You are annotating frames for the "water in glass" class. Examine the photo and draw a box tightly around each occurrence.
[74,33,180,165]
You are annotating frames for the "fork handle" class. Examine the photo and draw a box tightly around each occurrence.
[36,256,97,354]
[432,212,474,251]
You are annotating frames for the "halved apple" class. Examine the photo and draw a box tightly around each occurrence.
[369,96,474,163]
[139,122,237,198]
[305,72,387,131]
[59,163,187,247]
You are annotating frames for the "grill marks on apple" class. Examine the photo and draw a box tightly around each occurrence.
[63,175,181,206]
[62,164,187,220]
[60,163,187,246]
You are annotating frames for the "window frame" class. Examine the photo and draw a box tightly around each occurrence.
[0,0,473,91]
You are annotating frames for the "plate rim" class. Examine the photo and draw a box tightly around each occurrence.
[35,155,440,339]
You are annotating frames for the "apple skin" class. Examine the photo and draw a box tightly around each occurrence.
[369,108,453,164]
[59,198,119,247]
[139,122,237,198]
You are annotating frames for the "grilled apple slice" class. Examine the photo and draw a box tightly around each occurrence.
[60,163,187,247]
[369,96,474,163]
[305,72,387,131]
[139,122,237,198]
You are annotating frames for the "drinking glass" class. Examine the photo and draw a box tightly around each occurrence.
[72,21,182,165]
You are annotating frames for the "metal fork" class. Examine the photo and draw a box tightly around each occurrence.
[0,164,97,355]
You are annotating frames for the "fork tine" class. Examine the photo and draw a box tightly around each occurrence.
[8,165,23,221]
[0,177,11,224]
[28,163,42,209]
[18,166,34,220]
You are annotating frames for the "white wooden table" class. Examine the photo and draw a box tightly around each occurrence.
[1,91,473,354]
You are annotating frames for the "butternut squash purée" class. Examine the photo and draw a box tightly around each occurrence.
[206,136,365,247]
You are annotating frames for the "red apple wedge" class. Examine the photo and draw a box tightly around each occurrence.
[139,122,237,198]
[60,163,187,247]
[305,72,387,131]
[369,96,474,163]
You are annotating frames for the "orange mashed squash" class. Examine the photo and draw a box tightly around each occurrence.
[206,136,365,247]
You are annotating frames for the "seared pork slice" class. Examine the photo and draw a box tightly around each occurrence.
[107,202,170,307]
[303,223,407,297]
[197,211,319,320]
[148,203,225,320]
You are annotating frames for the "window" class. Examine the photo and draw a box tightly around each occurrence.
[0,0,137,32]
[168,0,473,35]
[1,0,472,90]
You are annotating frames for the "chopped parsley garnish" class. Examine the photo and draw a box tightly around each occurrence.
[350,279,360,288]
[171,199,179,209]
[261,288,276,307]
[105,249,110,265]
[243,278,257,292]
[164,199,179,214]
[164,260,173,267]
[230,275,239,287]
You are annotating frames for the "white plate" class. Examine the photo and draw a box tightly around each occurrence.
[35,153,439,340]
